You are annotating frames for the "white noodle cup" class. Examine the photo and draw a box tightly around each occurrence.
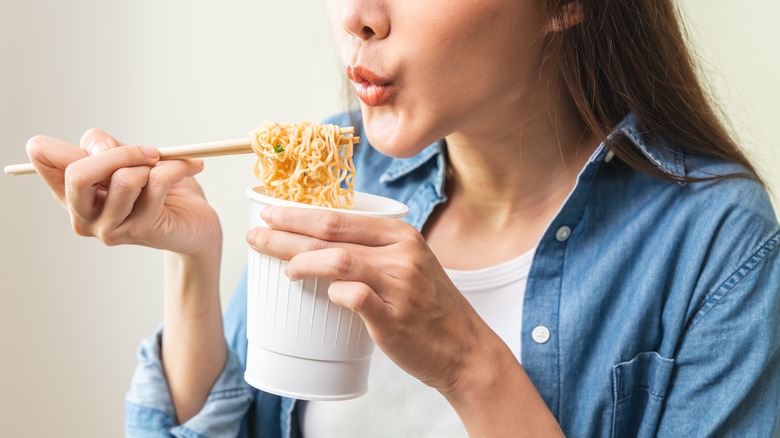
[244,186,408,400]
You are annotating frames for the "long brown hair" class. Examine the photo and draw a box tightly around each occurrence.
[540,0,763,185]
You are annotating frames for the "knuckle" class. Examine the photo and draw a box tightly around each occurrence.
[126,226,150,246]
[347,284,373,312]
[329,248,354,276]
[395,225,426,252]
[316,213,347,239]
[25,135,48,156]
[329,281,372,313]
[70,218,92,238]
[146,168,169,188]
[400,223,425,244]
[111,168,146,194]
[64,164,87,190]
[98,229,121,247]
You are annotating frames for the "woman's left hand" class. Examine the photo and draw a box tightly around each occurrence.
[245,205,496,392]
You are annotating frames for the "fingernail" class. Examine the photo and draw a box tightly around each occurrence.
[246,228,257,243]
[89,140,109,155]
[142,145,159,159]
[260,206,273,222]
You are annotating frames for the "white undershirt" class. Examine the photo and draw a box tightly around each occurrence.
[300,248,535,438]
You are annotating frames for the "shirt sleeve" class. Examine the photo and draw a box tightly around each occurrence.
[124,327,255,438]
[656,232,780,436]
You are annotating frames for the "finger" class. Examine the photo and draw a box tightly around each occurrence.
[286,247,388,292]
[328,280,392,328]
[98,165,153,233]
[79,129,129,191]
[134,159,205,216]
[65,145,160,221]
[79,128,126,155]
[25,135,88,203]
[246,226,333,261]
[261,206,405,246]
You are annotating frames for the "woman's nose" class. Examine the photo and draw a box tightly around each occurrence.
[340,0,390,41]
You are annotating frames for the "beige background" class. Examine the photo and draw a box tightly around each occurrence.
[0,1,777,436]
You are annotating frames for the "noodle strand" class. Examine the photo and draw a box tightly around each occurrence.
[249,121,356,209]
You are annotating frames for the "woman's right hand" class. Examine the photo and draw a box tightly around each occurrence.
[26,128,221,256]
[28,129,229,424]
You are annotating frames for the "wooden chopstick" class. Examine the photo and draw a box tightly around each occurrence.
[3,163,39,176]
[4,129,359,176]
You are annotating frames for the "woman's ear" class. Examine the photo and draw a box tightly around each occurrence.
[546,2,585,32]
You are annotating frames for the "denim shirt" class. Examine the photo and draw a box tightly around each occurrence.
[126,111,780,438]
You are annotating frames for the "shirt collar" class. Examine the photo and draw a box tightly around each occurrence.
[610,112,686,178]
[379,140,445,184]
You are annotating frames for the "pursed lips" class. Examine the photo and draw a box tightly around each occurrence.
[347,65,396,106]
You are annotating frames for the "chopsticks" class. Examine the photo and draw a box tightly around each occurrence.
[3,127,358,176]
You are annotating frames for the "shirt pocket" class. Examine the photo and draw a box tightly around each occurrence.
[612,352,674,438]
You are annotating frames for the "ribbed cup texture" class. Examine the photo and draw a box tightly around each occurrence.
[247,248,375,361]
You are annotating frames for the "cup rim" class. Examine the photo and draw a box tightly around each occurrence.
[246,186,409,218]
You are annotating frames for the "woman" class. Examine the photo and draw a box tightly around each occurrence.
[26,0,780,436]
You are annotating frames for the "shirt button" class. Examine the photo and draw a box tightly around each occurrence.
[532,326,550,344]
[555,226,572,242]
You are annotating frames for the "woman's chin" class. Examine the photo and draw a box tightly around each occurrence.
[361,106,436,158]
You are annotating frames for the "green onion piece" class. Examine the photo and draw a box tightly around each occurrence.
[273,144,284,153]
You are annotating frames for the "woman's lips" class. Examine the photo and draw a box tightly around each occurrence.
[347,65,396,106]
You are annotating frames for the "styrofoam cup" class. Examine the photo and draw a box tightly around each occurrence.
[244,186,409,400]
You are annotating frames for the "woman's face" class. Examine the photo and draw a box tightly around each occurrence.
[325,0,552,157]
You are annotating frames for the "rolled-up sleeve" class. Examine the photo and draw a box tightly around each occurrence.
[125,328,255,438]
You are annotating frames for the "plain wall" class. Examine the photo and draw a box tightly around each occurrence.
[0,1,777,436]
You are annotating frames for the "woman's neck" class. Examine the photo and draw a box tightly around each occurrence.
[444,98,599,230]
[423,88,601,269]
